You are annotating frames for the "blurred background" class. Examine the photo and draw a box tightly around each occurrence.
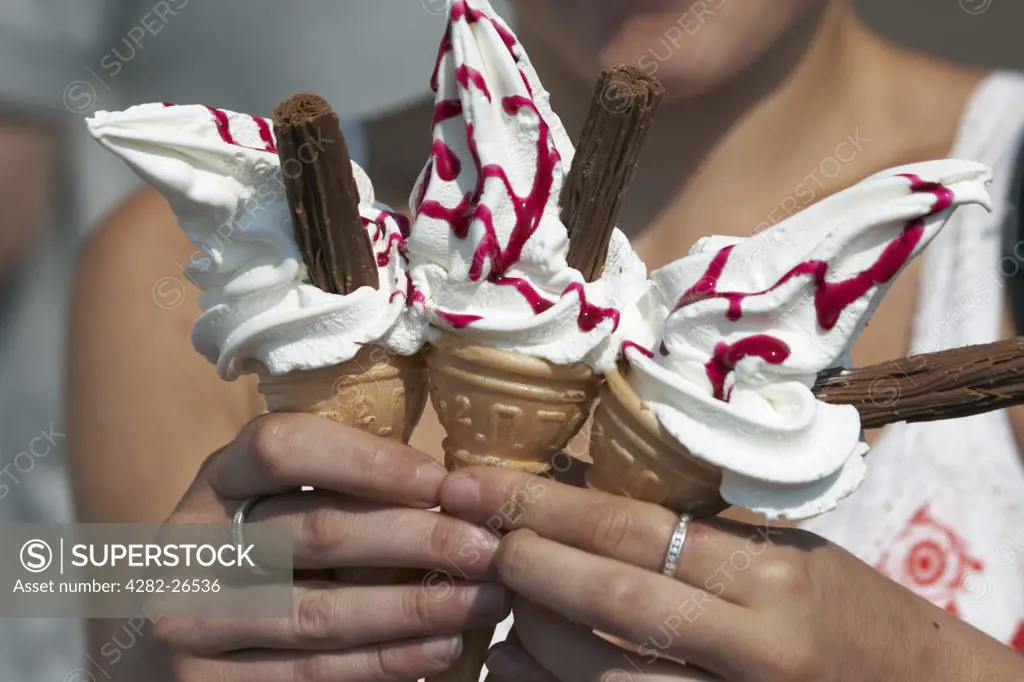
[0,0,1018,680]
[860,0,1019,68]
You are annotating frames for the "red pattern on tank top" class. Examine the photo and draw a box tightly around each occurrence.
[874,505,984,614]
[1012,623,1024,653]
[873,506,1024,653]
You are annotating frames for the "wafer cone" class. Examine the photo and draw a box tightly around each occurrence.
[256,344,428,442]
[254,343,429,584]
[586,366,728,518]
[425,331,599,682]
[427,332,599,473]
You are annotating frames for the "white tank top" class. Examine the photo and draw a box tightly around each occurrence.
[802,71,1024,651]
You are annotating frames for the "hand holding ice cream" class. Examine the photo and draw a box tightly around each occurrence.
[85,16,998,530]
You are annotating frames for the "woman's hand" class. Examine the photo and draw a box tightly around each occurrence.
[440,466,1024,682]
[129,412,509,682]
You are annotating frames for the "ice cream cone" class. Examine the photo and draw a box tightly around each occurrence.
[254,344,429,585]
[255,344,428,443]
[426,331,599,682]
[426,331,599,474]
[586,366,729,518]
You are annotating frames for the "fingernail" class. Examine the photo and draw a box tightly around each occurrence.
[413,460,448,505]
[442,472,480,510]
[422,634,462,664]
[470,584,511,625]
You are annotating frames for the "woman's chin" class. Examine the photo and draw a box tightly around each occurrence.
[594,33,746,101]
[528,0,825,100]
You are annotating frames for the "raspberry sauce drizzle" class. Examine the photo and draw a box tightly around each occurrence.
[436,311,484,328]
[164,104,424,308]
[377,233,405,268]
[361,217,386,243]
[457,65,492,102]
[566,283,621,332]
[161,103,276,153]
[706,336,792,401]
[675,245,734,309]
[674,174,953,331]
[430,140,462,181]
[391,273,428,305]
[362,210,421,305]
[622,341,654,359]
[251,116,277,153]
[494,277,554,315]
[392,212,412,239]
[420,1,619,334]
[674,173,952,401]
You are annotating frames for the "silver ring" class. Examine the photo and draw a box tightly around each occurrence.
[231,496,270,575]
[662,512,691,578]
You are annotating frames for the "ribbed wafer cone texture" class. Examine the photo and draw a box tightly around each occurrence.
[255,345,428,443]
[425,332,599,682]
[426,332,599,473]
[586,367,729,518]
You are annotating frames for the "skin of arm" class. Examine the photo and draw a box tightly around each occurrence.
[67,187,261,525]
[66,187,263,666]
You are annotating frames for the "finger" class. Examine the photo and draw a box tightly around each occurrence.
[494,529,760,674]
[249,491,499,576]
[154,581,509,655]
[485,643,558,682]
[512,598,719,682]
[175,635,463,681]
[441,467,769,601]
[209,412,447,506]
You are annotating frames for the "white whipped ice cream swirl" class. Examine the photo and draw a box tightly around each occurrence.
[621,160,993,520]
[88,102,424,380]
[406,0,647,371]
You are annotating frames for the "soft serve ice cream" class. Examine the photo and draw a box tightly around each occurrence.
[406,0,647,371]
[619,160,993,519]
[88,102,423,380]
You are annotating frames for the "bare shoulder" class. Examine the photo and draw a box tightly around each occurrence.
[866,38,987,162]
[68,187,262,523]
